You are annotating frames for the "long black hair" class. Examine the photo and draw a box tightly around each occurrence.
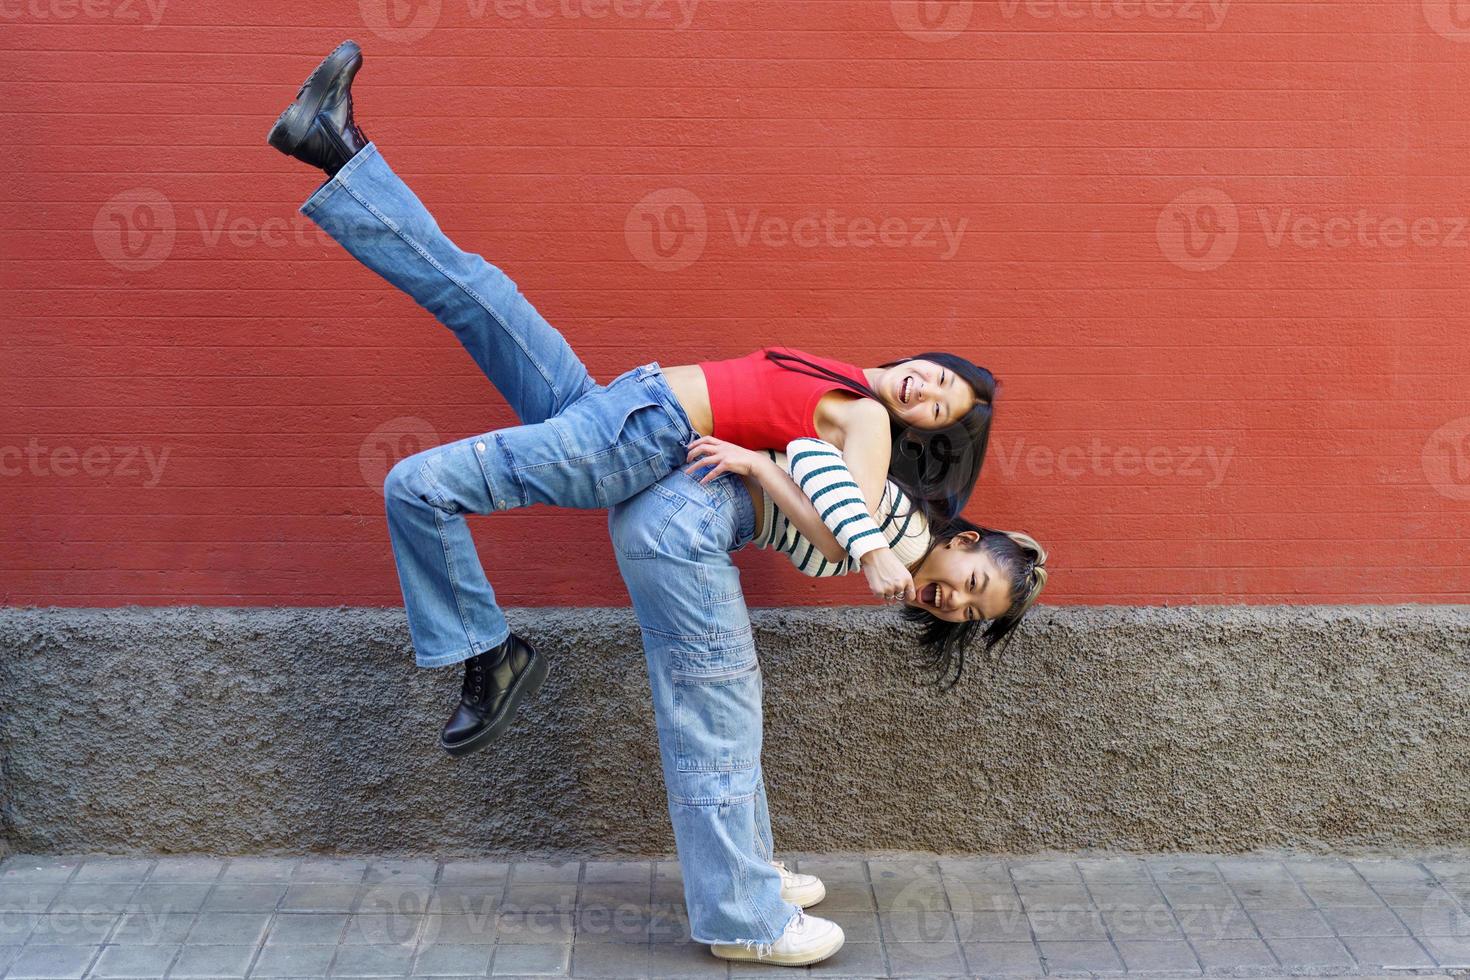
[766,349,996,520]
[901,517,1048,690]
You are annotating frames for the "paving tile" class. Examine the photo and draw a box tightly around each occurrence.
[0,945,23,973]
[872,876,946,913]
[0,858,80,884]
[203,883,288,912]
[344,909,426,947]
[885,939,966,976]
[1114,939,1201,973]
[1372,880,1451,907]
[1174,905,1260,942]
[652,863,682,883]
[1037,939,1125,972]
[330,943,417,977]
[280,884,364,913]
[266,912,350,945]
[437,862,510,887]
[167,943,256,978]
[110,911,195,945]
[803,881,873,913]
[364,860,439,886]
[250,942,338,977]
[220,859,299,883]
[1229,881,1312,910]
[880,909,957,944]
[26,913,117,945]
[1266,936,1356,969]
[944,879,1021,916]
[418,914,496,947]
[491,940,571,976]
[1283,857,1358,882]
[4,944,99,979]
[577,882,651,912]
[1189,937,1277,970]
[1089,883,1165,911]
[642,940,729,977]
[866,858,940,881]
[1009,859,1081,883]
[571,905,650,943]
[295,859,369,884]
[496,912,572,946]
[646,905,692,946]
[131,883,213,915]
[821,910,879,943]
[72,860,154,884]
[1144,858,1222,884]
[498,883,575,916]
[1216,858,1292,883]
[1352,859,1433,883]
[1100,906,1183,941]
[581,862,652,886]
[410,942,493,977]
[0,911,39,944]
[1077,857,1151,883]
[1342,934,1439,968]
[1423,858,1470,882]
[509,862,580,885]
[147,859,226,884]
[1247,907,1334,938]
[572,940,650,976]
[793,858,868,883]
[1301,879,1384,906]
[1015,882,1092,909]
[186,911,273,946]
[0,885,60,913]
[960,940,1043,975]
[89,943,181,977]
[1157,882,1237,909]
[48,885,137,915]
[1320,905,1408,936]
[1026,905,1108,941]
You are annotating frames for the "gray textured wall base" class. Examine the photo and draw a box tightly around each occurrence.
[2,606,1466,856]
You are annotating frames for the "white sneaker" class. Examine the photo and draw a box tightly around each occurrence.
[772,859,826,907]
[709,908,845,966]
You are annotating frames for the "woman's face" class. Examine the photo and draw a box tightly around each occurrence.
[908,532,1013,624]
[872,359,977,431]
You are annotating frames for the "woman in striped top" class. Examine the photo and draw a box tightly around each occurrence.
[682,435,1048,684]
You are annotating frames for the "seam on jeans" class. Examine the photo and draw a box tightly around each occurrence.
[336,181,566,407]
[415,633,509,669]
[298,173,346,218]
[420,460,482,655]
[493,433,527,509]
[667,789,757,807]
[637,623,753,644]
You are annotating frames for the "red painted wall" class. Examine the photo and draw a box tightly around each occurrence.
[4,1,1469,607]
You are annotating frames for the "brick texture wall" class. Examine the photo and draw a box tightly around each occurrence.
[3,0,1468,606]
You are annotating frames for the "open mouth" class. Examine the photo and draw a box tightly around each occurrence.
[920,582,940,607]
[899,375,915,405]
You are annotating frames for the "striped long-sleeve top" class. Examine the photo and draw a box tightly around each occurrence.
[753,438,932,578]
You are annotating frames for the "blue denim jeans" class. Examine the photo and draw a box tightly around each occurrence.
[609,471,801,948]
[300,143,695,667]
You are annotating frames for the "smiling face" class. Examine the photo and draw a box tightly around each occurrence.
[908,531,1013,624]
[869,358,978,431]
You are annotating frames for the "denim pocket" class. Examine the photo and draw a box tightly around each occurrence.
[671,659,762,773]
[609,480,689,561]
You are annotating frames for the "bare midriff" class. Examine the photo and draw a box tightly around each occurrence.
[659,364,766,540]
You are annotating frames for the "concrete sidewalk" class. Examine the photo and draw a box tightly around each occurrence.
[0,852,1467,980]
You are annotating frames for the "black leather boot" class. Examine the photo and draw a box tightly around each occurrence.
[440,634,548,757]
[267,40,371,176]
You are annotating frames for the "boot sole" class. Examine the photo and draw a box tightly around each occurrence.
[267,39,362,156]
[710,928,844,966]
[439,645,549,758]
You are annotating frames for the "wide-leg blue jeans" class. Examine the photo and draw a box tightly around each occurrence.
[299,143,797,945]
[301,142,694,668]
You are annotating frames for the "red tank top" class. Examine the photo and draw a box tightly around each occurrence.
[697,346,869,448]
